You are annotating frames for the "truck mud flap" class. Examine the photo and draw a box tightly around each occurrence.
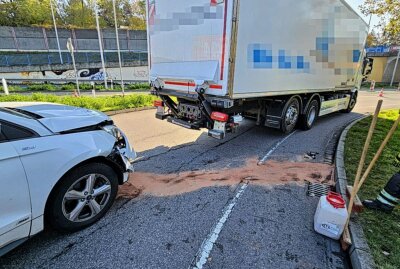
[168,118,200,130]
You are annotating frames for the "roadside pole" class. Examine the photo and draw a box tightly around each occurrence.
[2,78,9,95]
[94,2,108,89]
[50,0,63,64]
[390,47,400,87]
[91,82,96,97]
[67,38,80,96]
[112,0,125,96]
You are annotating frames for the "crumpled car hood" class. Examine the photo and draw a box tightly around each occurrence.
[16,104,110,133]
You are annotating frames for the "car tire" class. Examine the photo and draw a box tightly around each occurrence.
[281,98,300,134]
[47,163,118,232]
[299,100,319,130]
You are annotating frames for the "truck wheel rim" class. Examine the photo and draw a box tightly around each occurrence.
[307,106,317,126]
[285,104,299,127]
[62,174,112,223]
[349,98,356,109]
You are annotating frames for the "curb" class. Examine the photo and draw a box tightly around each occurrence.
[105,106,155,116]
[335,115,377,269]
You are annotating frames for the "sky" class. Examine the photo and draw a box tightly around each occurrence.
[346,0,380,29]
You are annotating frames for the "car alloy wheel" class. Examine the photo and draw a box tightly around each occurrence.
[62,174,112,223]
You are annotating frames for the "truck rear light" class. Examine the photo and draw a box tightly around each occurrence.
[154,100,164,107]
[211,112,229,122]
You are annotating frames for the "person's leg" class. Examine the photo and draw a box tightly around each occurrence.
[363,173,400,213]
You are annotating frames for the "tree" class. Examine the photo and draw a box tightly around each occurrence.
[366,31,380,47]
[0,0,146,29]
[61,0,96,28]
[127,0,146,30]
[360,0,400,44]
[0,0,53,27]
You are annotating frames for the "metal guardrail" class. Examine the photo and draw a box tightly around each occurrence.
[0,51,148,67]
[5,78,148,84]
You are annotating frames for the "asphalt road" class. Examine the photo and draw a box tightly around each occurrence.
[1,90,399,269]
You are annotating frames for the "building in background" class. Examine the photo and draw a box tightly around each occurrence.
[366,46,400,83]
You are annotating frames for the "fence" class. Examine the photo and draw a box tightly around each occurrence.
[0,26,147,52]
[0,51,148,67]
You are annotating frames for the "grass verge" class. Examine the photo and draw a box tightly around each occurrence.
[361,82,399,90]
[0,83,150,93]
[345,109,400,269]
[0,93,158,112]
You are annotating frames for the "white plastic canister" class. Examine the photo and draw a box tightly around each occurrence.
[314,192,348,240]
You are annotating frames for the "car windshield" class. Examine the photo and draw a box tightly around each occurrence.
[0,107,36,120]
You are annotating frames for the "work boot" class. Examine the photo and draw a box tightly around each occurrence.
[362,199,394,213]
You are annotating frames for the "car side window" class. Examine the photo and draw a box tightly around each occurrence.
[0,121,36,141]
[0,124,6,142]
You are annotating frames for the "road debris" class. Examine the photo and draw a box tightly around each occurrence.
[304,151,319,160]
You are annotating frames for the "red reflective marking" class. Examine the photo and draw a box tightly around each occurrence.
[209,84,223,89]
[164,81,223,90]
[211,111,229,122]
[164,81,192,87]
[153,100,163,107]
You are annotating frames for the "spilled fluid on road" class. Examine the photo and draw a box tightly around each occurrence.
[117,159,334,199]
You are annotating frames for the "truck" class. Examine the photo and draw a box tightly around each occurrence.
[146,0,369,139]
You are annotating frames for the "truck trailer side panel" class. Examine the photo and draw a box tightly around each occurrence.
[231,0,368,98]
[147,0,233,97]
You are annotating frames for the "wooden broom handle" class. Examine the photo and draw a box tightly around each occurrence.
[354,115,400,195]
[347,100,383,215]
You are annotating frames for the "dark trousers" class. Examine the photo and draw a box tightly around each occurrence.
[377,173,400,209]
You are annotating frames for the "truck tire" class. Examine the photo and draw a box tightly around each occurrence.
[299,100,319,130]
[46,163,119,232]
[342,93,357,113]
[281,98,300,133]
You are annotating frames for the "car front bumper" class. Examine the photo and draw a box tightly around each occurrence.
[108,128,137,183]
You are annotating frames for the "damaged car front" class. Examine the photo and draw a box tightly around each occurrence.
[102,124,137,182]
[0,103,137,256]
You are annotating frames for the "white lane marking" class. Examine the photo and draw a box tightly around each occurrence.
[257,131,297,165]
[192,182,249,269]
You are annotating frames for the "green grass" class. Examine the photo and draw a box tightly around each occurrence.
[361,82,399,89]
[345,109,400,269]
[0,83,150,93]
[0,93,158,112]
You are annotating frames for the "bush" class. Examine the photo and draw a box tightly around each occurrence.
[60,84,75,91]
[127,83,150,90]
[1,82,151,93]
[26,84,57,91]
[362,81,399,89]
[0,93,158,112]
[0,86,24,92]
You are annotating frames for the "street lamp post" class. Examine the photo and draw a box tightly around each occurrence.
[50,0,63,64]
[112,0,125,96]
[67,38,80,96]
[94,2,108,89]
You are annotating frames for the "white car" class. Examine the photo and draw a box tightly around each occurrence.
[0,103,136,256]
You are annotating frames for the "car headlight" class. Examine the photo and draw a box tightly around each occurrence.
[102,125,121,140]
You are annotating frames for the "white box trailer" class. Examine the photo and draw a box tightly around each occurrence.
[146,0,368,138]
